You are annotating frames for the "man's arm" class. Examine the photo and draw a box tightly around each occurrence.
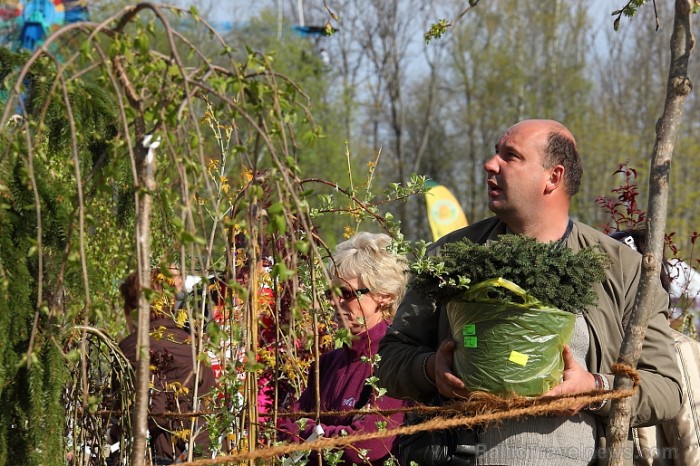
[620,280,683,427]
[377,219,501,402]
[576,230,683,426]
[377,286,441,402]
[596,263,683,426]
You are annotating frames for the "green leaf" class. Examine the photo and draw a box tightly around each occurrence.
[135,34,150,54]
[268,214,287,235]
[180,230,206,245]
[268,202,284,215]
[294,240,310,254]
[271,263,295,281]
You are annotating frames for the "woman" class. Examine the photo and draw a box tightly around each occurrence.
[279,232,410,465]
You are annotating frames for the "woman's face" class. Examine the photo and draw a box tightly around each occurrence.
[328,277,389,335]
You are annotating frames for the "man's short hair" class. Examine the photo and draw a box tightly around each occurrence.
[543,131,582,197]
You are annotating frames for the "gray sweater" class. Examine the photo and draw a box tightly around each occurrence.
[478,316,596,465]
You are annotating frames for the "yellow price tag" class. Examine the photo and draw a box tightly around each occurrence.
[509,350,529,366]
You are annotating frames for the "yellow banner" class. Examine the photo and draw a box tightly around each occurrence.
[426,184,468,241]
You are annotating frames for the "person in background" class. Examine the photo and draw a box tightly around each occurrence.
[118,268,216,464]
[611,227,700,466]
[378,119,682,465]
[278,232,410,465]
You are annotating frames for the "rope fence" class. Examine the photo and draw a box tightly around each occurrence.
[170,363,639,465]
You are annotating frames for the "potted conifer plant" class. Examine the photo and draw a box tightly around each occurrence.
[411,234,611,396]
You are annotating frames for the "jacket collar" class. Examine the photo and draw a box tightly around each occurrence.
[348,320,389,358]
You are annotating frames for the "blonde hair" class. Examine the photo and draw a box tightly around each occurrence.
[329,232,409,320]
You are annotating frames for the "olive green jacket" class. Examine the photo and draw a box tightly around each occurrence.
[378,217,682,431]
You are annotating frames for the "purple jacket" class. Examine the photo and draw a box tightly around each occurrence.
[279,320,406,465]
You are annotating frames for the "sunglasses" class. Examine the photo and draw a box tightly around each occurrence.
[324,287,371,301]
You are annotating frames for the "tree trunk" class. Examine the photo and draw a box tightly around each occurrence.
[130,135,157,466]
[604,1,694,464]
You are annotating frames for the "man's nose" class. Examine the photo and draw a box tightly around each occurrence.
[483,154,499,173]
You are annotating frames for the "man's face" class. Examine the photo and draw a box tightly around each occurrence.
[483,121,554,220]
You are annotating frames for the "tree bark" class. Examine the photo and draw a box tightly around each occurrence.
[130,135,157,466]
[604,1,694,464]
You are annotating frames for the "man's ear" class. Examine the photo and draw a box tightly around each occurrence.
[545,165,565,194]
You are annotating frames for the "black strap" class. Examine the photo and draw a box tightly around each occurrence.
[557,218,574,247]
[355,383,373,409]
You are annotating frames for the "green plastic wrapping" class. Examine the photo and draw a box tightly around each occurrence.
[446,277,576,397]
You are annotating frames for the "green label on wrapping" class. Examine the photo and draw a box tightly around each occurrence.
[463,325,477,347]
[463,336,478,348]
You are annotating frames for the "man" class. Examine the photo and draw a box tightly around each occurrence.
[377,119,682,465]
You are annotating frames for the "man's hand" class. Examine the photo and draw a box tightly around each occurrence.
[544,345,597,415]
[429,339,471,399]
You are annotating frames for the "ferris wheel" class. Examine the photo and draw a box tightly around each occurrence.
[0,0,88,51]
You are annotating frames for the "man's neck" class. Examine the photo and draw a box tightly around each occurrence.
[504,217,571,243]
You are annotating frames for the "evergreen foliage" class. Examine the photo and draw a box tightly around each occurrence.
[0,45,115,465]
[411,234,612,313]
[0,48,29,104]
[0,146,68,466]
[0,179,33,464]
